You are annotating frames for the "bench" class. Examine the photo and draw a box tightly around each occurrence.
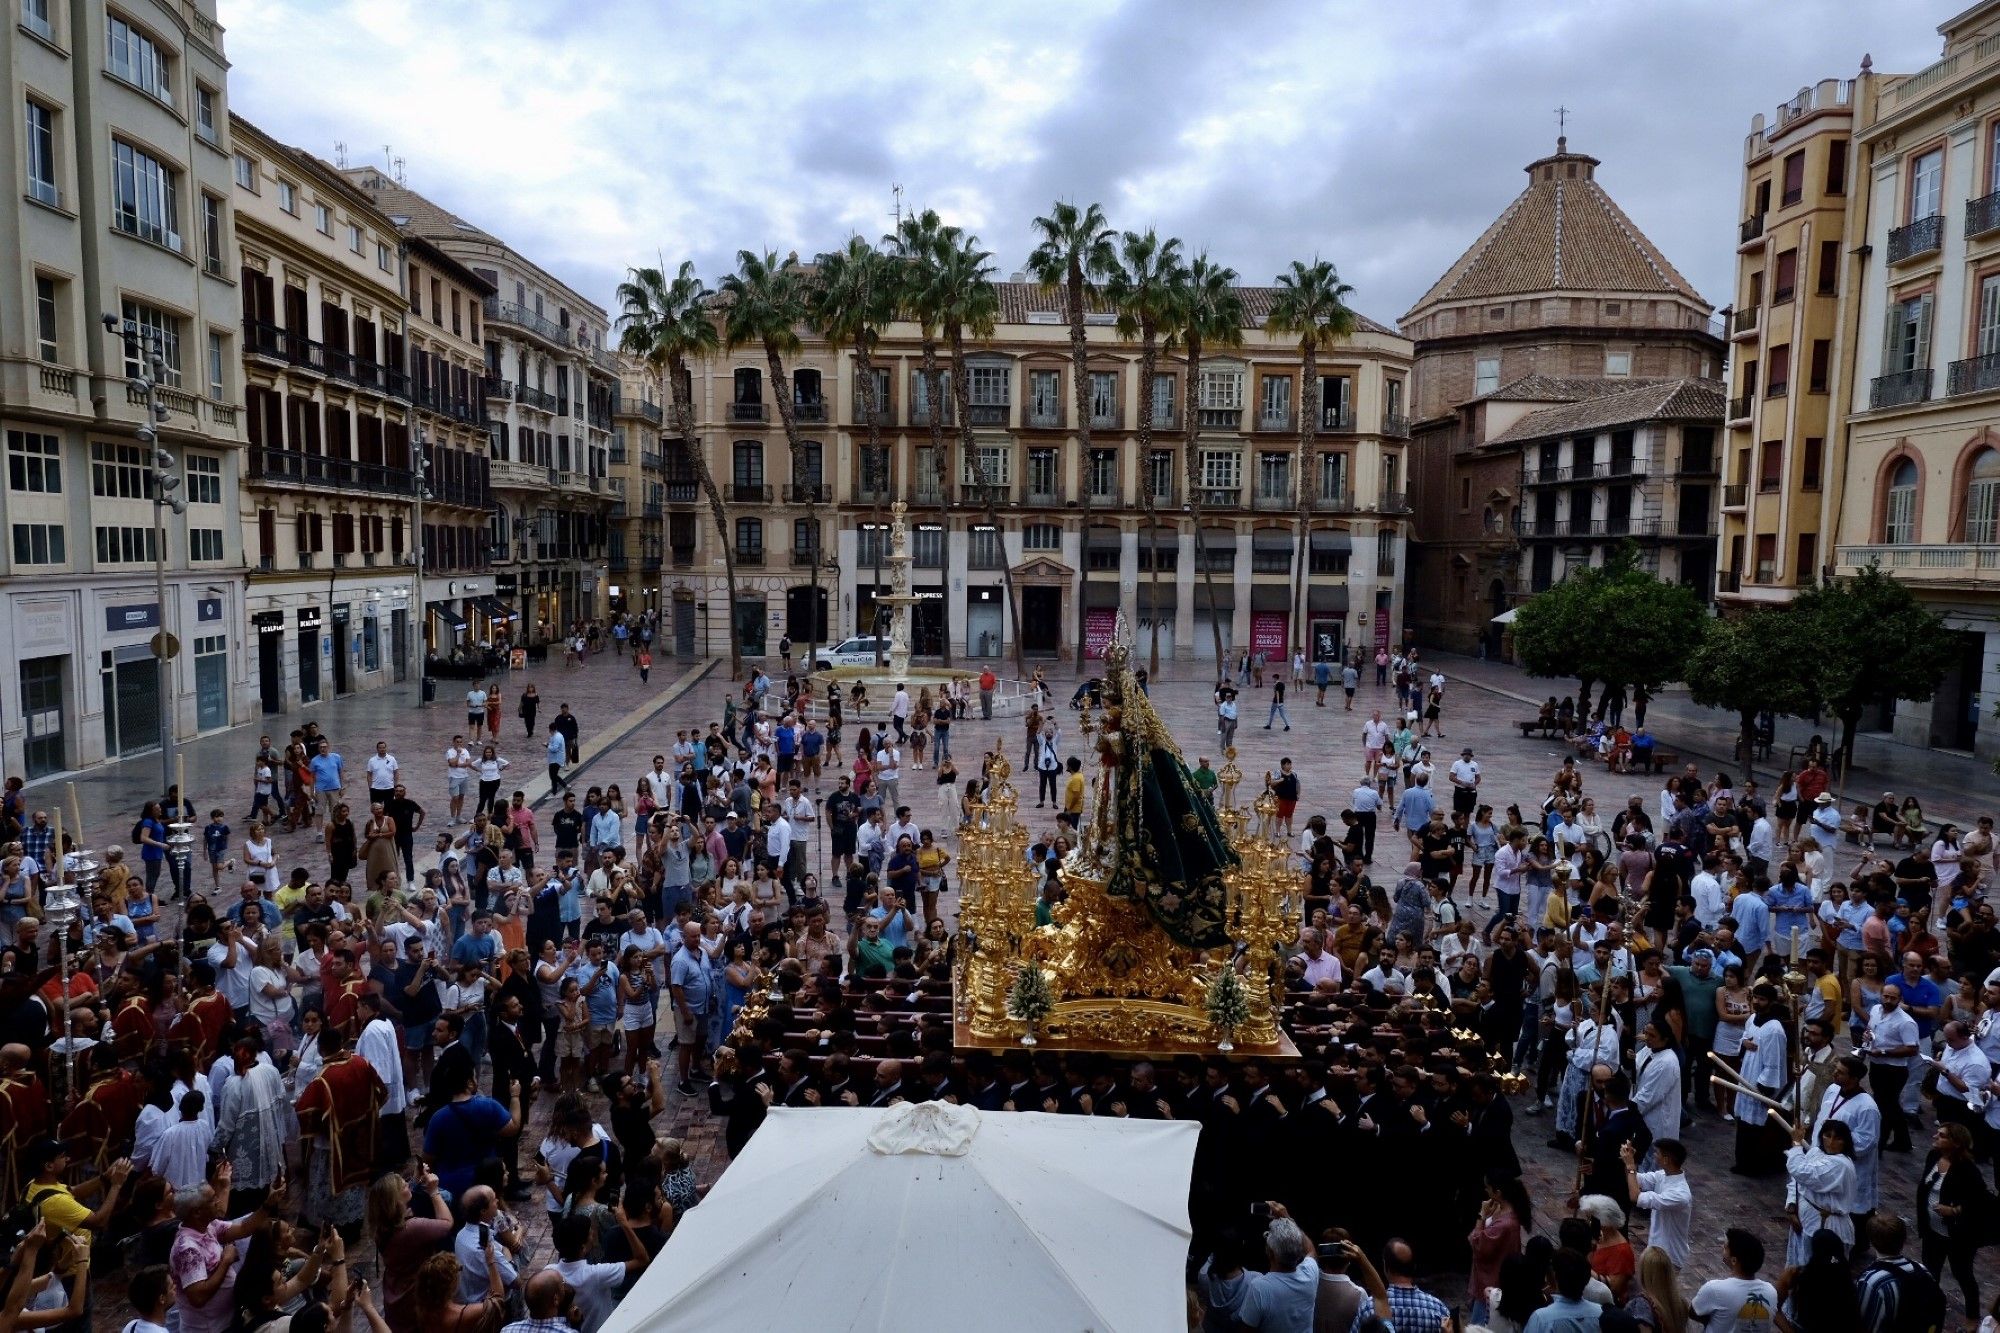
[1624,748,1677,774]
[1517,719,1559,738]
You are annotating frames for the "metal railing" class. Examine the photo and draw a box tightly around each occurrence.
[666,482,699,503]
[1026,409,1063,428]
[730,402,767,422]
[515,384,558,413]
[793,400,828,423]
[1256,410,1295,432]
[733,547,765,566]
[1379,489,1409,512]
[1740,214,1765,244]
[970,404,1009,426]
[1728,394,1753,420]
[1318,407,1356,432]
[482,298,570,346]
[1732,307,1759,336]
[1382,412,1410,438]
[1678,453,1719,475]
[248,447,414,495]
[731,483,773,503]
[1970,189,2000,239]
[786,483,832,504]
[1888,213,1944,265]
[1870,367,1933,409]
[638,401,663,424]
[1251,489,1294,512]
[1195,486,1241,508]
[1197,407,1240,430]
[1022,489,1065,507]
[1717,569,1742,593]
[483,376,511,400]
[1949,351,2000,396]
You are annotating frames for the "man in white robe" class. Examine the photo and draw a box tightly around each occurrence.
[1632,1021,1683,1151]
[1810,1055,1881,1213]
[355,991,411,1173]
[1732,986,1789,1176]
[152,1092,213,1190]
[214,1035,288,1199]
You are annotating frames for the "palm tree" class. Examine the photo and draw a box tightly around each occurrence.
[886,209,954,666]
[1166,253,1244,669]
[924,231,1024,673]
[615,262,733,678]
[1264,259,1356,665]
[808,236,896,666]
[1026,200,1117,673]
[1106,229,1186,677]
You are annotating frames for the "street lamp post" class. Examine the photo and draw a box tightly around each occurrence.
[106,315,184,799]
[411,428,430,707]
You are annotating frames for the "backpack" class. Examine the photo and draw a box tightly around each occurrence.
[1872,1258,1946,1333]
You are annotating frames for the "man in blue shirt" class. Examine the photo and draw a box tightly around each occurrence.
[452,912,502,972]
[1729,880,1770,971]
[668,922,712,1093]
[307,741,345,828]
[1523,1248,1602,1332]
[1763,865,1814,958]
[1895,951,1944,1040]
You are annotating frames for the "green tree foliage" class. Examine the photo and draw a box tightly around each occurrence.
[1792,564,1958,767]
[1509,546,1707,718]
[1685,607,1824,780]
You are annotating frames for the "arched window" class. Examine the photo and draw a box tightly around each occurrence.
[1885,459,1918,544]
[1967,448,2000,543]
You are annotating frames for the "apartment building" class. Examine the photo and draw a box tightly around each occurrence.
[0,0,251,778]
[343,169,615,638]
[1404,139,1725,654]
[233,118,492,711]
[1830,9,2000,758]
[608,363,666,623]
[1718,80,1857,605]
[668,281,1413,664]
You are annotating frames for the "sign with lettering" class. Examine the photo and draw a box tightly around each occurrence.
[1084,607,1117,660]
[1250,611,1288,660]
[105,603,159,633]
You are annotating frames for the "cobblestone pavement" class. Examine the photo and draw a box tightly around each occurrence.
[69,657,2000,1324]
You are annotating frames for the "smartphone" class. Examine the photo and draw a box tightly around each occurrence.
[478,1222,491,1246]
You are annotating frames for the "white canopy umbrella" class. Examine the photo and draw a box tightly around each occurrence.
[597,1102,1198,1333]
[1490,607,1519,624]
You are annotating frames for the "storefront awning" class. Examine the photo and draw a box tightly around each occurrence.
[472,596,518,622]
[429,603,468,632]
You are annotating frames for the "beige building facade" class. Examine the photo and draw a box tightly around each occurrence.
[663,282,1413,664]
[0,0,252,777]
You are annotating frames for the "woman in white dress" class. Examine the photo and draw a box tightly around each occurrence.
[1784,1117,1858,1269]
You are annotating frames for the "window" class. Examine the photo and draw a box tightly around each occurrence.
[91,441,149,497]
[111,141,180,250]
[1979,274,2000,358]
[1604,351,1631,377]
[107,15,172,106]
[1089,371,1117,423]
[1968,449,2000,543]
[348,223,363,254]
[962,443,1011,486]
[1199,449,1240,490]
[1767,344,1790,396]
[21,0,52,40]
[969,365,1009,406]
[1474,357,1500,395]
[1198,369,1242,409]
[195,86,218,144]
[1087,449,1117,499]
[93,525,157,563]
[1152,373,1174,422]
[731,442,762,488]
[34,276,58,363]
[968,526,1004,568]
[314,202,331,235]
[205,331,223,399]
[1809,339,1831,393]
[277,179,296,214]
[1781,150,1805,207]
[734,518,763,553]
[1027,447,1058,497]
[1910,148,1943,221]
[791,517,819,555]
[188,528,223,561]
[12,524,63,565]
[1319,452,1349,501]
[8,431,61,493]
[233,152,255,190]
[912,525,943,568]
[1885,458,1918,543]
[200,193,224,275]
[1817,239,1840,294]
[1149,450,1174,500]
[120,300,182,386]
[25,100,57,207]
[1257,451,1291,498]
[1886,293,1933,373]
[1774,249,1797,303]
[377,241,392,272]
[1801,437,1823,491]
[1759,440,1783,491]
[1259,375,1291,426]
[1029,369,1060,423]
[1023,522,1061,551]
[1826,139,1848,195]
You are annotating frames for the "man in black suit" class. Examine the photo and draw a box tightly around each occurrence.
[1581,1068,1652,1213]
[776,1048,816,1107]
[421,1012,472,1125]
[818,1051,859,1108]
[1462,1072,1520,1180]
[708,1040,773,1157]
[488,993,537,1200]
[866,1057,907,1108]
[918,1053,956,1105]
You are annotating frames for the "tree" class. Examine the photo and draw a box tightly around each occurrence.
[1264,259,1356,664]
[1106,228,1186,676]
[1026,200,1118,673]
[1793,564,1959,770]
[1166,253,1244,670]
[887,209,954,667]
[808,236,896,663]
[1510,546,1707,719]
[924,231,1026,673]
[1684,607,1824,784]
[615,263,733,678]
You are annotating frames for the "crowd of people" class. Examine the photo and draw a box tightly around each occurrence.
[0,639,1995,1333]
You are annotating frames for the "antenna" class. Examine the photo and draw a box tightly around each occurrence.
[334,141,348,168]
[393,156,407,187]
[892,183,904,231]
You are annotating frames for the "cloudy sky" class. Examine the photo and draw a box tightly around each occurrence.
[227,0,1942,326]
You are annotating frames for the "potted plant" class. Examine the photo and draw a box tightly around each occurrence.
[1006,959,1055,1046]
[1205,963,1251,1053]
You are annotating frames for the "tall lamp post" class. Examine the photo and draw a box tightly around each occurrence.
[411,427,430,707]
[105,314,184,799]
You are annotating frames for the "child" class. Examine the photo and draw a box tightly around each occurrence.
[251,755,280,825]
[153,1089,213,1190]
[558,975,588,1094]
[908,715,928,772]
[204,809,234,893]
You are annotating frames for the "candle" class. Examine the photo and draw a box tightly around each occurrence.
[65,781,81,841]
[1790,926,1799,963]
[51,810,62,882]
[177,754,186,809]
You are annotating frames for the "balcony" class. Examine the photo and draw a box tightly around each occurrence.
[969,404,1010,427]
[1379,489,1409,512]
[515,384,558,413]
[1026,407,1064,429]
[851,482,893,504]
[488,458,543,489]
[1773,284,1795,306]
[1317,407,1356,433]
[731,483,773,503]
[790,549,824,568]
[641,451,663,473]
[1766,379,1789,399]
[730,401,768,422]
[1870,367,1933,409]
[1949,351,2000,396]
[669,548,694,569]
[1147,483,1178,507]
[733,547,765,567]
[482,376,511,401]
[1678,452,1720,475]
[1836,543,2000,588]
[1252,488,1295,512]
[1739,214,1765,245]
[914,483,946,506]
[963,483,1012,506]
[1152,406,1180,431]
[1256,410,1295,433]
[1731,307,1759,339]
[1969,189,2000,241]
[786,483,832,504]
[1727,394,1753,421]
[1022,488,1065,508]
[1382,412,1410,438]
[587,345,619,374]
[1887,213,1945,265]
[1197,407,1240,431]
[638,401,664,424]
[1717,569,1742,594]
[666,482,698,504]
[483,298,570,347]
[248,447,414,496]
[1312,489,1355,513]
[792,399,828,423]
[910,402,954,427]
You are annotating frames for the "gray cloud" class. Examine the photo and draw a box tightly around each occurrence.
[227,0,1946,326]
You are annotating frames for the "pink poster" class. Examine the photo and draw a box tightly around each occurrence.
[1374,604,1392,652]
[1084,607,1118,660]
[1250,611,1289,660]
